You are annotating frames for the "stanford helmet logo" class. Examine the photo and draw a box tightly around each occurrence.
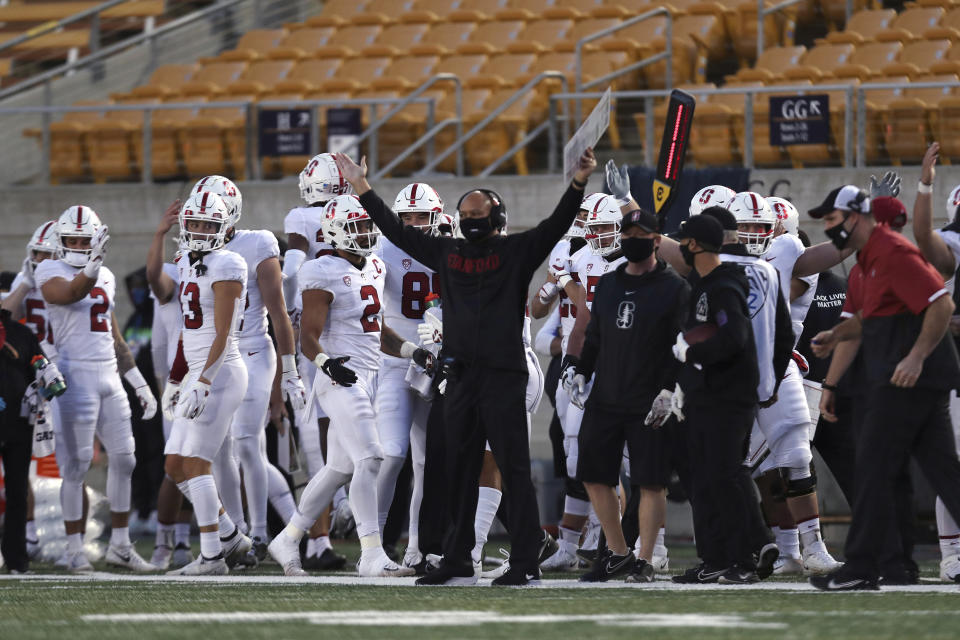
[401,258,412,270]
[699,188,714,204]
[773,203,788,220]
[343,275,351,286]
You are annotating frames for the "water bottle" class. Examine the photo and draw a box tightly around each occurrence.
[31,355,66,399]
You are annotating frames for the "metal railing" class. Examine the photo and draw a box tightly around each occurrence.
[757,0,805,59]
[573,7,672,125]
[0,0,140,57]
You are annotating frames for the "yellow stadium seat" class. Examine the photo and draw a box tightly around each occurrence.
[825,9,896,44]
[465,86,539,174]
[418,0,470,18]
[456,20,525,54]
[690,103,739,166]
[268,27,336,59]
[307,0,369,27]
[925,6,960,39]
[731,45,805,82]
[508,19,574,53]
[555,18,623,52]
[219,29,287,61]
[371,55,440,90]
[935,96,960,163]
[274,59,343,92]
[831,41,902,79]
[224,59,295,94]
[38,100,109,182]
[884,96,934,165]
[786,78,859,168]
[727,1,783,65]
[735,80,812,167]
[884,39,953,78]
[87,98,159,182]
[782,43,854,80]
[411,22,478,55]
[876,7,945,42]
[434,53,490,78]
[178,61,248,96]
[861,76,908,164]
[322,56,393,92]
[468,53,538,88]
[676,13,727,62]
[820,0,871,29]
[315,25,384,58]
[363,23,432,56]
[355,0,420,25]
[146,96,209,180]
[181,95,256,180]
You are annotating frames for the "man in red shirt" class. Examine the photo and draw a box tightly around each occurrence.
[809,185,960,590]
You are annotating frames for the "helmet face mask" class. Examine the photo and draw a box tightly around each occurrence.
[27,220,58,270]
[322,195,380,257]
[393,183,443,236]
[729,191,777,256]
[191,175,241,228]
[580,193,622,256]
[300,153,352,205]
[178,192,230,253]
[55,206,102,267]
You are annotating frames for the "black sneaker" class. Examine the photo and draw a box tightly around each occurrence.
[303,547,347,571]
[415,562,477,586]
[755,543,779,580]
[625,558,655,583]
[538,531,559,564]
[579,549,635,583]
[576,547,598,566]
[810,568,880,591]
[718,564,760,584]
[492,566,541,587]
[672,562,725,584]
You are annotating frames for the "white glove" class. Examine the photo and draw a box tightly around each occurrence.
[672,332,690,363]
[280,355,308,412]
[538,281,559,304]
[552,268,573,289]
[560,362,578,394]
[568,373,588,409]
[82,225,110,278]
[605,159,632,207]
[20,381,40,422]
[176,378,210,420]
[438,378,448,395]
[644,388,674,427]
[418,313,443,345]
[161,380,181,421]
[124,368,157,420]
[670,383,685,422]
[21,256,35,289]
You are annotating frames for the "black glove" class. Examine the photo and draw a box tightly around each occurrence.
[412,347,436,374]
[560,354,580,376]
[321,356,358,387]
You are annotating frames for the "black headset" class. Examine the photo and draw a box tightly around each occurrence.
[456,188,507,230]
[848,188,868,213]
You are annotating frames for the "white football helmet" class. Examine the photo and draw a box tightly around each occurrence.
[689,185,736,216]
[321,195,380,257]
[55,206,103,267]
[300,153,352,205]
[767,196,800,236]
[583,194,622,256]
[191,175,241,227]
[178,191,230,252]
[437,213,458,238]
[947,184,960,223]
[729,191,777,256]
[27,220,58,268]
[393,182,444,235]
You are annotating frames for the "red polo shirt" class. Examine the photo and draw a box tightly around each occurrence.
[855,224,948,318]
[841,263,863,318]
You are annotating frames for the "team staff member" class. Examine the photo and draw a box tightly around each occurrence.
[809,186,960,590]
[568,209,689,583]
[670,215,763,584]
[333,149,597,587]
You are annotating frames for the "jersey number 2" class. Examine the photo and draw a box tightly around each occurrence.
[89,287,110,332]
[360,285,381,333]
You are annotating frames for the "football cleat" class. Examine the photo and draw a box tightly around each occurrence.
[357,552,416,578]
[718,564,760,585]
[810,568,879,591]
[538,530,560,564]
[540,547,578,572]
[579,549,635,583]
[172,542,193,568]
[625,558,655,583]
[672,562,725,584]
[773,556,804,575]
[167,554,228,576]
[267,533,308,577]
[415,562,477,586]
[803,547,842,576]
[242,536,268,567]
[402,549,429,575]
[755,542,780,580]
[26,538,41,561]
[222,529,252,569]
[150,544,173,570]
[492,566,541,587]
[106,544,156,573]
[650,552,669,572]
[304,548,347,571]
[940,554,960,582]
[61,549,94,573]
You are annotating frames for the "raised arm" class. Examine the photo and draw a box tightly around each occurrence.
[913,143,956,279]
[41,271,97,305]
[526,148,596,266]
[146,200,180,305]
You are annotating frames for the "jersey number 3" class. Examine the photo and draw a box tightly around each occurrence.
[360,285,381,333]
[179,281,203,329]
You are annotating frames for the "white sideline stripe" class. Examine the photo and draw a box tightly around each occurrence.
[2,573,959,593]
[81,610,786,629]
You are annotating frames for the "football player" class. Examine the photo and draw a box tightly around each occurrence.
[268,195,430,577]
[161,192,252,576]
[35,206,156,573]
[375,182,443,571]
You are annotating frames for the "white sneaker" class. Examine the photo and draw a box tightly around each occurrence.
[267,533,308,577]
[172,543,193,568]
[940,554,960,582]
[773,555,804,575]
[106,544,156,573]
[402,549,423,569]
[151,545,173,570]
[539,547,578,571]
[651,553,670,573]
[358,552,416,577]
[167,554,228,576]
[803,548,842,576]
[222,529,252,568]
[62,549,94,573]
[26,539,41,561]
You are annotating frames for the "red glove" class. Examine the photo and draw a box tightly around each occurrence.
[169,339,188,383]
[792,350,809,376]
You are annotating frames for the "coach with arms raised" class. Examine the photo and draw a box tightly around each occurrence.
[333,149,597,586]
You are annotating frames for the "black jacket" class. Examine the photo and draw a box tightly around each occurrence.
[578,261,690,414]
[680,263,759,407]
[359,185,583,372]
[0,310,43,441]
[797,270,848,386]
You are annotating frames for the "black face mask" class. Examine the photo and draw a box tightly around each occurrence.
[824,213,855,250]
[621,237,656,263]
[460,216,494,242]
[680,243,698,267]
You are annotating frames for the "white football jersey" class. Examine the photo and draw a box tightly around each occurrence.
[284,205,337,260]
[720,252,781,400]
[556,243,588,355]
[225,229,280,345]
[378,237,439,343]
[10,271,54,350]
[176,250,247,369]
[299,254,387,371]
[937,227,960,294]
[571,249,627,313]
[764,234,818,344]
[153,262,182,369]
[35,260,117,363]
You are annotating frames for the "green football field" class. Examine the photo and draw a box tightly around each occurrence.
[4,540,959,640]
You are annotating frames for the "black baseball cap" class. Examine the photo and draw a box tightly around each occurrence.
[808,185,870,218]
[621,208,659,233]
[672,215,723,251]
[700,206,738,231]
